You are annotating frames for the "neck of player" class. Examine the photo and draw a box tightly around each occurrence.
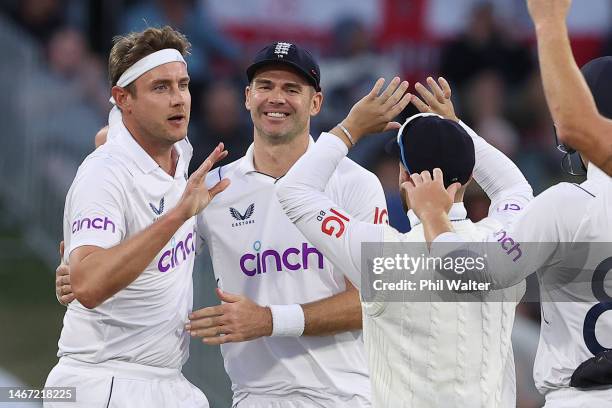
[126,122,179,176]
[252,131,310,179]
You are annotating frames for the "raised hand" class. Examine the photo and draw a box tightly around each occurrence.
[412,76,459,122]
[403,168,461,244]
[526,0,572,27]
[339,77,412,144]
[176,143,230,220]
[403,169,460,221]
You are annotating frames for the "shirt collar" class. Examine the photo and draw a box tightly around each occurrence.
[237,136,315,175]
[407,202,468,228]
[115,123,191,177]
[587,163,611,184]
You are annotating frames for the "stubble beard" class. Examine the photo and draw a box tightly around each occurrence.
[255,116,307,146]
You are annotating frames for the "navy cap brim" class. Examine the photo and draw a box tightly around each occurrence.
[246,59,321,91]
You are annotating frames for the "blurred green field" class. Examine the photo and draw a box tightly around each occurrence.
[0,208,64,387]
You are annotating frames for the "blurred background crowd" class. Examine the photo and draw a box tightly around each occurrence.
[1,0,611,407]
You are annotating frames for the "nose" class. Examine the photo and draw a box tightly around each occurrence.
[170,83,186,107]
[268,87,286,105]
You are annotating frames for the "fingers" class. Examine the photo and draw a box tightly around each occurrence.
[189,305,224,320]
[186,315,225,331]
[401,180,415,193]
[368,78,386,99]
[59,293,75,305]
[191,144,228,184]
[410,173,424,186]
[447,182,461,200]
[426,77,446,104]
[202,334,235,345]
[56,263,69,277]
[216,288,242,303]
[208,178,231,201]
[59,241,64,259]
[384,80,409,108]
[421,170,432,182]
[415,82,439,111]
[388,91,413,118]
[206,142,227,165]
[410,94,431,113]
[56,274,70,286]
[432,168,444,184]
[439,77,452,99]
[378,77,400,101]
[190,325,231,339]
[383,121,402,132]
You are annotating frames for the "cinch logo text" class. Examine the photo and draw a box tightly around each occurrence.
[72,217,116,234]
[494,229,522,262]
[158,231,195,273]
[239,241,324,276]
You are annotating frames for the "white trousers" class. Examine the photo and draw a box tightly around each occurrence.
[544,387,612,408]
[43,357,208,408]
[234,393,370,408]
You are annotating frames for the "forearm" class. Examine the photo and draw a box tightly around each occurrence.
[302,283,362,335]
[278,132,348,222]
[72,208,188,308]
[536,21,612,174]
[459,121,532,205]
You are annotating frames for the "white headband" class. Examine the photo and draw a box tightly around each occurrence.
[109,48,186,105]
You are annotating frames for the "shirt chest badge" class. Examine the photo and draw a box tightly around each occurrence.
[230,203,255,227]
[149,197,165,222]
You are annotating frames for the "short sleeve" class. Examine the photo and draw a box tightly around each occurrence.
[66,161,126,255]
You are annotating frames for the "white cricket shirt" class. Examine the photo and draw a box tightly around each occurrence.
[58,125,196,369]
[277,127,533,407]
[196,138,387,407]
[433,163,612,399]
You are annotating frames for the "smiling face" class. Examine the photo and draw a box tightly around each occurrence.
[113,61,191,147]
[245,65,322,145]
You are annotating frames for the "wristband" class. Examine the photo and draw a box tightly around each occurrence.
[337,123,355,146]
[269,304,305,337]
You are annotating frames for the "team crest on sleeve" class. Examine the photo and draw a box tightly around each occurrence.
[230,203,256,227]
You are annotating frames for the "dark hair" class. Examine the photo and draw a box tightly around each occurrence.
[108,26,191,91]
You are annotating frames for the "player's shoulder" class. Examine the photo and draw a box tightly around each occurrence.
[74,142,128,183]
[475,217,504,235]
[533,181,595,213]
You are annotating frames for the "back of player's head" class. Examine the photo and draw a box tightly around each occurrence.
[388,113,475,188]
[108,26,191,89]
[581,56,612,119]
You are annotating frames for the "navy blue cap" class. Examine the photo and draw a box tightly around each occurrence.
[387,113,475,188]
[246,42,321,92]
[582,56,612,119]
[556,56,612,155]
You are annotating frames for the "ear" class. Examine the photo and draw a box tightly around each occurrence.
[398,163,410,183]
[244,86,252,111]
[111,85,131,113]
[310,91,323,117]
